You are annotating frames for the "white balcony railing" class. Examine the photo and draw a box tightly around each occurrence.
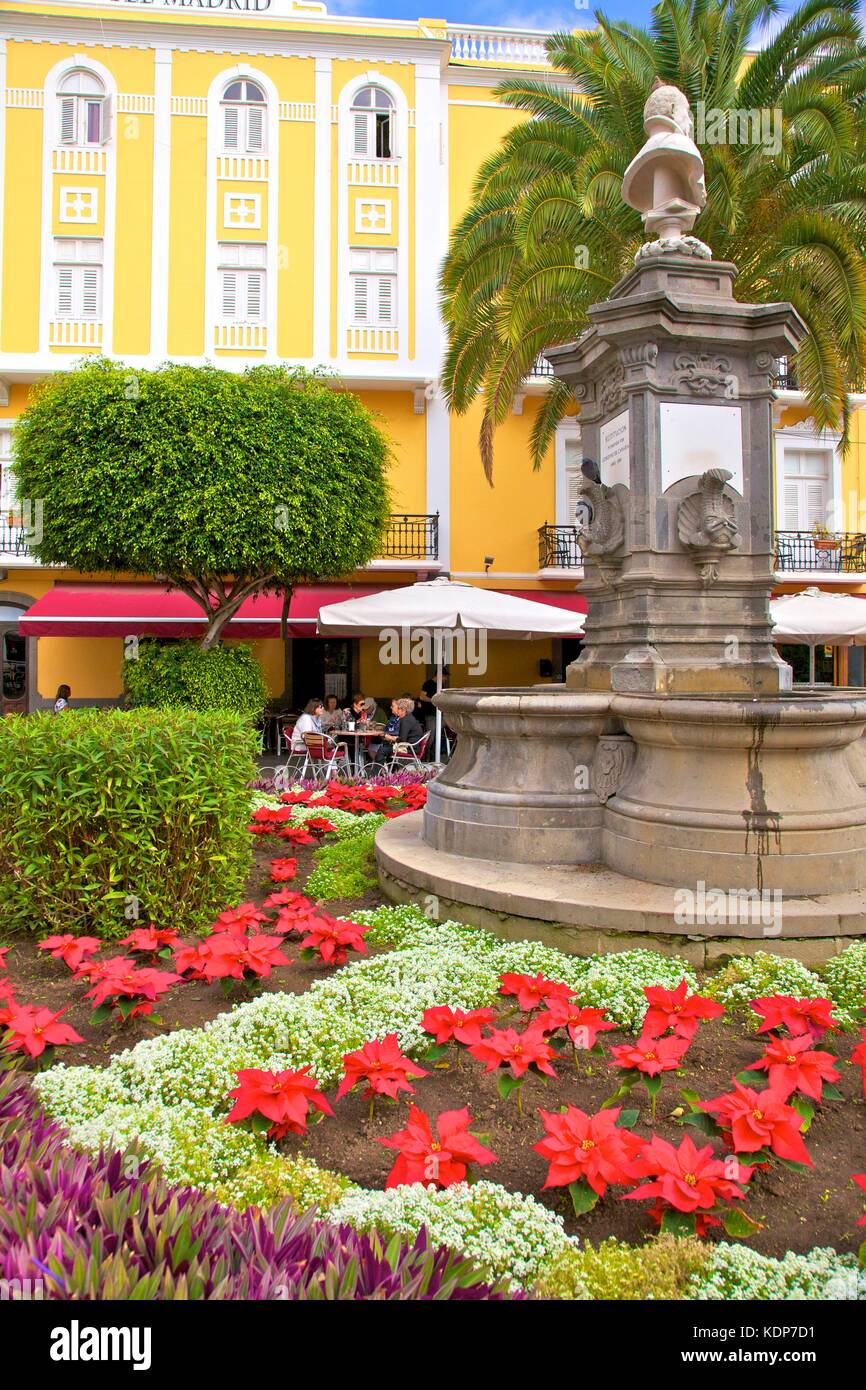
[447,25,551,66]
[49,319,103,349]
[52,147,107,175]
[214,322,268,351]
[216,155,270,182]
[346,325,399,355]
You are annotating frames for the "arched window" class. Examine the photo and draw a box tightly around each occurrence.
[351,86,394,159]
[221,79,267,154]
[58,69,107,147]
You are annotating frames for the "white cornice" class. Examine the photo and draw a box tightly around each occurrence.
[0,11,453,67]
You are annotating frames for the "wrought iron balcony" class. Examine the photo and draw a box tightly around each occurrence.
[539,524,583,570]
[530,355,555,378]
[0,515,30,557]
[380,513,439,561]
[772,358,799,391]
[774,530,866,573]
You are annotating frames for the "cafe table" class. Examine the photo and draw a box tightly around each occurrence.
[334,725,384,772]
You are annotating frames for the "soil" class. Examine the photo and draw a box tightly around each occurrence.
[4,832,866,1259]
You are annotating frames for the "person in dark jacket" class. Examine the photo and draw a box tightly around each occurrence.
[372,697,424,766]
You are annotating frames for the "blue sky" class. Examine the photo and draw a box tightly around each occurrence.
[325,0,796,34]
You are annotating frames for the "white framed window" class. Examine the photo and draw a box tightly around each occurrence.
[349,247,396,326]
[0,426,15,515]
[58,69,108,147]
[224,192,261,230]
[355,198,391,235]
[218,242,266,322]
[351,85,394,159]
[221,79,267,154]
[53,238,102,318]
[782,449,832,530]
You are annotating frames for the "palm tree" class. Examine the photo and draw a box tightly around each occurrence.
[440,0,866,481]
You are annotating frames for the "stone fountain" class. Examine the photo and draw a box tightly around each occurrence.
[376,81,866,964]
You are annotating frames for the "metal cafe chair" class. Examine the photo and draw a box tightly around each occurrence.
[302,731,352,784]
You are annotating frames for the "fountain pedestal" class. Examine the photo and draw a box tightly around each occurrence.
[376,83,866,960]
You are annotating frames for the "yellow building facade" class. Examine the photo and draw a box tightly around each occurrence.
[0,0,863,714]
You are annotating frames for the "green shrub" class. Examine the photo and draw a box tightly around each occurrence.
[0,709,256,939]
[535,1235,709,1301]
[123,640,267,723]
[306,825,379,901]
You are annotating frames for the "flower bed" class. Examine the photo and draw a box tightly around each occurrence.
[4,782,866,1299]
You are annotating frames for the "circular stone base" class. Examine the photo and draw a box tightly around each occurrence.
[376,813,866,967]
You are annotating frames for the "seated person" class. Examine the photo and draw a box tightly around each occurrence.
[343,692,369,728]
[372,697,424,766]
[320,694,346,734]
[291,698,324,752]
[364,695,387,726]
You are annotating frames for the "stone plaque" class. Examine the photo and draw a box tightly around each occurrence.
[599,409,630,488]
[659,402,744,493]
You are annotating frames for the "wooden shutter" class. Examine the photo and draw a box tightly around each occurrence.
[353,111,369,156]
[98,97,111,146]
[352,274,368,323]
[377,275,394,324]
[56,266,74,316]
[246,105,264,153]
[245,270,263,320]
[221,270,238,319]
[806,481,827,528]
[59,96,76,145]
[783,481,800,530]
[81,266,99,316]
[224,104,239,150]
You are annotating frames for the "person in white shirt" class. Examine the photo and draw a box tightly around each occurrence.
[291,698,324,752]
[53,683,71,714]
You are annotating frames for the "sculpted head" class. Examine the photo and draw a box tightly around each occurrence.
[643,77,694,140]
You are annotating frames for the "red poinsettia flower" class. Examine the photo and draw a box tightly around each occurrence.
[0,976,15,1008]
[533,1105,644,1196]
[270,858,298,883]
[0,946,10,973]
[853,1174,866,1225]
[745,1032,841,1101]
[498,972,574,1013]
[642,978,725,1040]
[303,816,338,836]
[262,888,313,910]
[701,1081,812,1165]
[241,934,291,977]
[850,1030,866,1096]
[37,934,102,972]
[751,994,838,1040]
[298,915,369,966]
[226,1065,334,1140]
[81,958,183,1016]
[379,1105,497,1188]
[1,1003,83,1058]
[609,1032,690,1077]
[536,999,617,1049]
[118,925,179,955]
[623,1133,753,1215]
[279,790,315,806]
[276,826,317,846]
[213,902,271,936]
[335,1033,429,1102]
[421,1005,496,1046]
[467,1023,561,1078]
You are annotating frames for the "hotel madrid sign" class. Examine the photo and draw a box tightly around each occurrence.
[73,1,332,15]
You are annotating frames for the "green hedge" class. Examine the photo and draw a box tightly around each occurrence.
[0,709,256,939]
[123,640,268,723]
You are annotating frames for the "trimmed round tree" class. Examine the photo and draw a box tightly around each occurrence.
[13,360,392,647]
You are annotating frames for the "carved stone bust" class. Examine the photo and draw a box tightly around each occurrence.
[622,78,710,257]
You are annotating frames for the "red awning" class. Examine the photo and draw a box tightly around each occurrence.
[19,582,588,639]
[502,590,587,620]
[18,582,392,639]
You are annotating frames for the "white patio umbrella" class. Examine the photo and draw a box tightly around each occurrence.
[770,587,866,682]
[317,576,584,760]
